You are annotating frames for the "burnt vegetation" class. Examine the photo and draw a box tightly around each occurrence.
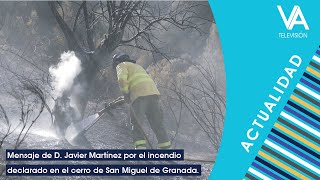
[0,1,224,176]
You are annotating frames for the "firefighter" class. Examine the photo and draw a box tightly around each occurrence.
[112,52,171,149]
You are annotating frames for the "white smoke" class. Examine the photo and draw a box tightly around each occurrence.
[49,51,82,98]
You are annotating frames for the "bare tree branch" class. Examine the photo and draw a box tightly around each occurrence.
[48,1,81,51]
[0,104,9,126]
[72,2,85,32]
[83,1,95,51]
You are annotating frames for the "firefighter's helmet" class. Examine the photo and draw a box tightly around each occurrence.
[112,53,135,68]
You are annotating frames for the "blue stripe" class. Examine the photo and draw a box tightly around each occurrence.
[277,120,319,145]
[287,101,319,122]
[300,78,320,93]
[271,129,320,159]
[267,134,320,166]
[255,156,297,180]
[284,106,320,129]
[303,72,320,85]
[255,160,288,180]
[252,162,284,180]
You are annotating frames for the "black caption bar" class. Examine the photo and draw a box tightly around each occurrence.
[6,164,201,176]
[6,149,184,161]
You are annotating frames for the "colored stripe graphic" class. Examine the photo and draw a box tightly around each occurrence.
[274,123,320,152]
[296,83,320,100]
[300,78,320,93]
[268,133,320,167]
[245,173,258,180]
[258,151,310,180]
[293,89,320,107]
[290,95,319,114]
[280,112,320,137]
[284,106,320,129]
[261,145,319,180]
[252,161,284,180]
[264,140,320,174]
[245,51,320,180]
[303,72,320,85]
[271,128,319,159]
[310,61,320,71]
[278,117,319,144]
[255,156,297,180]
[248,167,272,180]
[287,101,319,122]
[306,67,320,78]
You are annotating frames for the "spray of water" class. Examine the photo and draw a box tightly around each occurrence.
[45,51,83,136]
[49,51,82,99]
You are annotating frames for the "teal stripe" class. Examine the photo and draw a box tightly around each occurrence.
[247,171,260,180]
[247,168,268,180]
[283,105,319,131]
[258,149,312,180]
[260,147,316,180]
[311,58,320,66]
[302,76,320,90]
[254,159,288,180]
[293,89,320,109]
[258,150,293,177]
[268,132,318,167]
[277,119,319,145]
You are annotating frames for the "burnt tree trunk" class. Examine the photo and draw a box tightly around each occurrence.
[48,2,124,141]
[47,1,207,144]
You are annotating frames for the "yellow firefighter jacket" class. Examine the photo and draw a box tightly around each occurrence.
[116,62,160,102]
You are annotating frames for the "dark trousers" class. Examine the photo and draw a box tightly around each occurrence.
[130,95,169,146]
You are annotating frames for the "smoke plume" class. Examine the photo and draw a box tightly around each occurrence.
[49,51,82,98]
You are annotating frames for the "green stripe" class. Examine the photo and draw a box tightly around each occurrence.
[134,140,146,146]
[136,146,147,149]
[130,78,153,89]
[158,141,171,148]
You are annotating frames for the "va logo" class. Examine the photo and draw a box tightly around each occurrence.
[277,5,309,30]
